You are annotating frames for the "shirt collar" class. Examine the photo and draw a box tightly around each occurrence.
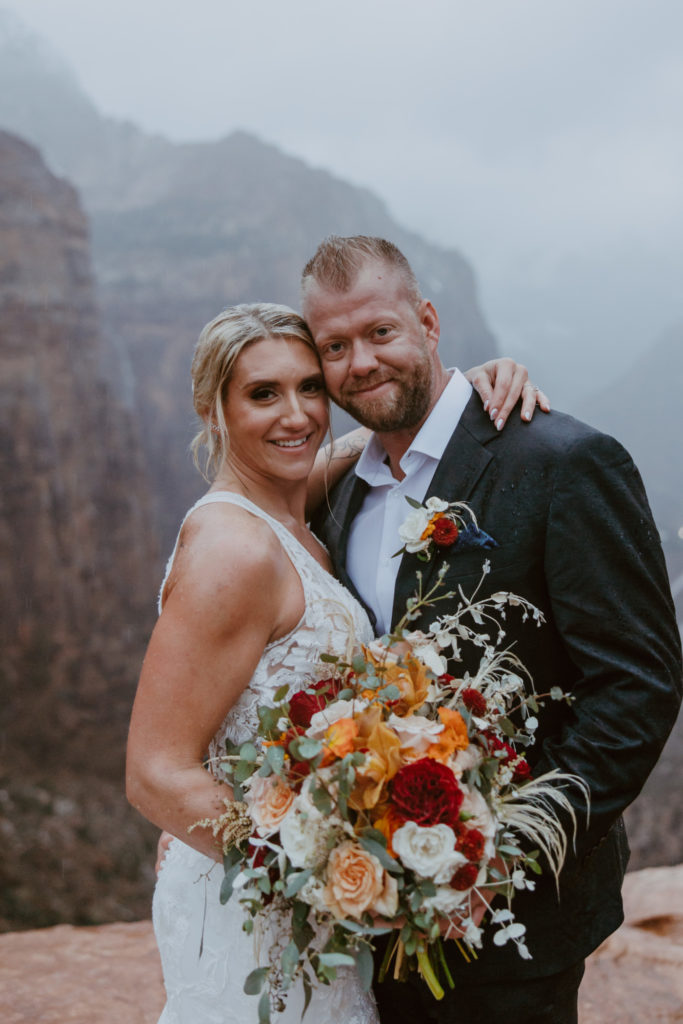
[354,368,472,485]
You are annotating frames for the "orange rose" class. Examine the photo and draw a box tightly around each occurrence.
[324,840,398,919]
[321,717,359,766]
[371,806,405,857]
[362,648,430,715]
[425,706,469,763]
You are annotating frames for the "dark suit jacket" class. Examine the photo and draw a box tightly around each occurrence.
[315,394,682,982]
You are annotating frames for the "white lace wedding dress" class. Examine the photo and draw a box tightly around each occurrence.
[152,492,379,1024]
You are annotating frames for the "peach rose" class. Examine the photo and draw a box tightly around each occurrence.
[245,774,295,836]
[324,841,398,919]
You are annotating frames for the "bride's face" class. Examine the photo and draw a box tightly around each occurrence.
[221,336,329,483]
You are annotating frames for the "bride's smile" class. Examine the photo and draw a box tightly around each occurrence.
[220,335,328,485]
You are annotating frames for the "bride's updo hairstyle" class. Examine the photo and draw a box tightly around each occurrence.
[190,303,321,480]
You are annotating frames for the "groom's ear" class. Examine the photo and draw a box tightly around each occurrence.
[419,299,440,351]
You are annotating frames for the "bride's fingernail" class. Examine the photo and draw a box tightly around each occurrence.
[496,418,504,431]
[484,400,489,412]
[490,408,498,420]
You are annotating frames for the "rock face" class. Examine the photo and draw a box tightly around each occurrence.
[0,12,498,553]
[0,864,681,1024]
[0,130,159,928]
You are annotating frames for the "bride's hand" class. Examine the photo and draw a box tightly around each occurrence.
[465,358,550,430]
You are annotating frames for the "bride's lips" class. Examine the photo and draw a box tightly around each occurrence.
[269,433,315,450]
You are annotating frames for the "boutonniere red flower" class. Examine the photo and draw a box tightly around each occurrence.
[395,497,498,562]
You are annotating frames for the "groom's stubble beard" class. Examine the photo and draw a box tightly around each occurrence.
[334,343,435,433]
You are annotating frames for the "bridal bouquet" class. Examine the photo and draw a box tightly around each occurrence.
[200,539,587,1022]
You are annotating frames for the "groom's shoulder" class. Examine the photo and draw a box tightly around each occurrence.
[469,401,631,466]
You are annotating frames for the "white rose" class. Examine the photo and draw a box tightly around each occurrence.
[392,822,465,883]
[307,699,366,739]
[398,508,431,552]
[386,712,444,755]
[279,780,337,868]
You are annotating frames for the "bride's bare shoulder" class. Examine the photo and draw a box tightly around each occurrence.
[162,501,288,608]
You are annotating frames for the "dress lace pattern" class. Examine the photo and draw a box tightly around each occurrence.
[152,492,378,1024]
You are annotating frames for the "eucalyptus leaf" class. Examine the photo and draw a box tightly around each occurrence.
[355,944,374,992]
[265,745,285,774]
[220,861,243,905]
[318,952,356,968]
[273,683,291,703]
[244,966,268,995]
[359,836,403,874]
[239,741,259,762]
[297,738,322,759]
[258,989,271,1024]
[281,940,301,978]
[378,684,400,701]
[284,869,312,898]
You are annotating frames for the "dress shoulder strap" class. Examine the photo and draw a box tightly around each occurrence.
[157,491,305,613]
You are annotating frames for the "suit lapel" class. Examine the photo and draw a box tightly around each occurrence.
[391,393,495,627]
[326,471,376,628]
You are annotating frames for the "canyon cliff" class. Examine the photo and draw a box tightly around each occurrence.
[0,130,159,928]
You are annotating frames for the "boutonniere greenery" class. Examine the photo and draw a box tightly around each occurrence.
[394,496,498,562]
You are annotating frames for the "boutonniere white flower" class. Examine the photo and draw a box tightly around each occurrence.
[395,496,498,562]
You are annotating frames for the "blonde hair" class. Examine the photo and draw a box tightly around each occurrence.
[301,235,422,308]
[190,303,320,480]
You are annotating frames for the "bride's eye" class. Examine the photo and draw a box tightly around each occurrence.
[250,387,276,401]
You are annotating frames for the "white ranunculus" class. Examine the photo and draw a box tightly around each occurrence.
[425,497,449,513]
[392,822,465,883]
[398,508,431,552]
[278,780,338,869]
[422,884,469,915]
[403,631,449,676]
[386,712,444,755]
[459,785,496,840]
[451,745,483,778]
[307,699,367,739]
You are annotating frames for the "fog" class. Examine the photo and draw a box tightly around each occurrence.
[6,0,683,404]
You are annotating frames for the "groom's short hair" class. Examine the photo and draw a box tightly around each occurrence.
[301,235,422,307]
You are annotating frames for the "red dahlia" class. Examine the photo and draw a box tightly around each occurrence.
[456,827,486,862]
[451,862,479,891]
[432,516,459,547]
[512,757,532,782]
[390,757,463,829]
[461,687,487,716]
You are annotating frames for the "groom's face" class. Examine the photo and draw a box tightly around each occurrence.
[302,260,440,433]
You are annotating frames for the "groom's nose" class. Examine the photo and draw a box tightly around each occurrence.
[348,339,380,377]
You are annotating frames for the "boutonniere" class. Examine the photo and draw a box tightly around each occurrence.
[394,496,498,562]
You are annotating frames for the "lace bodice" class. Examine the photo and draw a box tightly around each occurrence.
[159,491,374,763]
[154,492,378,1024]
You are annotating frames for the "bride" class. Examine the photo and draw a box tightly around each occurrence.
[125,303,544,1023]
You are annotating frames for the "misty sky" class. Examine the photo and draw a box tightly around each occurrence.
[6,0,683,405]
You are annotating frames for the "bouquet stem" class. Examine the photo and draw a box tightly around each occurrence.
[416,943,445,1000]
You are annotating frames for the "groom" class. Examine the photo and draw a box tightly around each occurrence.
[302,235,682,1023]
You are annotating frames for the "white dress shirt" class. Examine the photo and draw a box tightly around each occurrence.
[346,369,472,634]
